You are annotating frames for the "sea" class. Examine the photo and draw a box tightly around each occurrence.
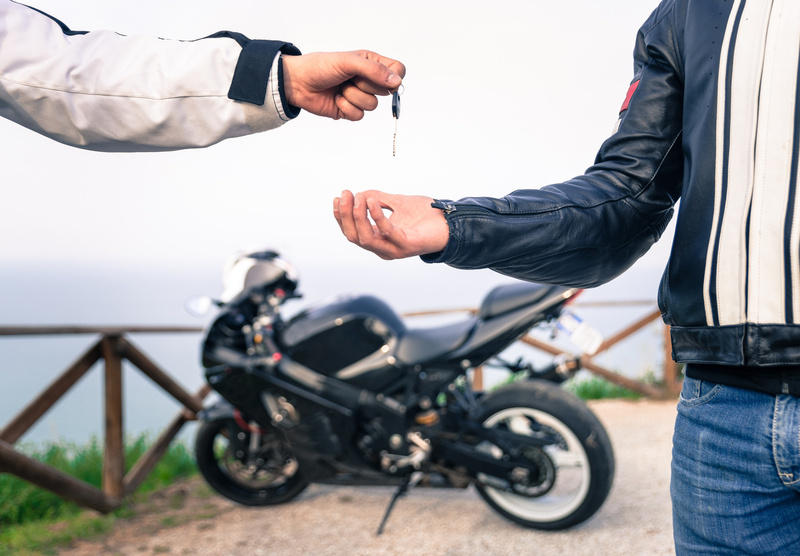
[0,256,668,446]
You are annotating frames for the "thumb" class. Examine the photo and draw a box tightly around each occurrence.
[338,53,402,89]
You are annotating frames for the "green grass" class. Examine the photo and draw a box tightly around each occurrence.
[490,367,650,400]
[0,512,116,555]
[0,435,197,553]
[564,376,642,400]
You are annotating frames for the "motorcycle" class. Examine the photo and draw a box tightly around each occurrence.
[194,250,614,533]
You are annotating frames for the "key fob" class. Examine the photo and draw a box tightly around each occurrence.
[392,90,401,119]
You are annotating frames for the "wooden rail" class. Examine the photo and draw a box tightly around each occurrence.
[0,327,206,514]
[519,309,680,399]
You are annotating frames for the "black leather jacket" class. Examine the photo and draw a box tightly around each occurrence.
[424,0,800,367]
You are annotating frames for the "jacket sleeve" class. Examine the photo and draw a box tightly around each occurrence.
[423,0,684,288]
[0,1,301,152]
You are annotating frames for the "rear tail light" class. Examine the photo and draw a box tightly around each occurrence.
[564,289,585,306]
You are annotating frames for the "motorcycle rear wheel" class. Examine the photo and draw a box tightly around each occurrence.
[195,418,308,506]
[473,380,615,530]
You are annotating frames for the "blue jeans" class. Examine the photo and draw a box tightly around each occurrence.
[671,376,800,554]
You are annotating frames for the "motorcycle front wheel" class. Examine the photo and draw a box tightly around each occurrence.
[195,418,308,506]
[473,380,615,530]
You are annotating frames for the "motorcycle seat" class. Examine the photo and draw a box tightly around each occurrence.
[395,318,476,364]
[478,282,562,320]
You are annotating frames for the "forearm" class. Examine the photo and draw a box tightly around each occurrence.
[0,1,299,151]
[423,172,677,287]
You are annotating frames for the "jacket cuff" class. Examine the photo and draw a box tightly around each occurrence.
[227,39,301,106]
[420,199,461,264]
[276,55,300,119]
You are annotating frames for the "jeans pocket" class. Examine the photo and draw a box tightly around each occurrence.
[679,375,723,407]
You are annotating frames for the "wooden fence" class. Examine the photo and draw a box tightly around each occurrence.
[0,301,678,513]
[0,326,205,513]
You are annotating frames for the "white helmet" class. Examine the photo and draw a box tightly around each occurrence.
[220,250,298,303]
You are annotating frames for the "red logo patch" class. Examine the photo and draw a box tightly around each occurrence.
[620,80,640,113]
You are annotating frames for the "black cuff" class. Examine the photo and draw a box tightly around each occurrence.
[277,56,301,119]
[227,39,301,106]
[420,199,458,263]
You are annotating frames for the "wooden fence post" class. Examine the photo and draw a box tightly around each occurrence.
[472,366,484,391]
[663,324,682,395]
[101,336,124,502]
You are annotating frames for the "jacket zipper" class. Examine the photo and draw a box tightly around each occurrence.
[431,200,528,217]
[431,200,457,214]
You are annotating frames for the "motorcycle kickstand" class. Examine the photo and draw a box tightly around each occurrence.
[376,472,423,536]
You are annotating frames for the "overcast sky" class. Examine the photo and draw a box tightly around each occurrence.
[0,1,680,443]
[1,0,672,299]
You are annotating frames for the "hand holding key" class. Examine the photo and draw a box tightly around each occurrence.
[282,50,405,121]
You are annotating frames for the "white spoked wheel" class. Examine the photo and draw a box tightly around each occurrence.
[480,407,591,523]
[473,380,614,530]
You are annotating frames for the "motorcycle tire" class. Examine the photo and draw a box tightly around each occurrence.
[195,418,308,506]
[473,379,615,530]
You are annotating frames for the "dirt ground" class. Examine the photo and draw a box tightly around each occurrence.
[59,399,677,556]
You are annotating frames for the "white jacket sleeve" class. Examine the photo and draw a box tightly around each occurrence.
[0,1,301,152]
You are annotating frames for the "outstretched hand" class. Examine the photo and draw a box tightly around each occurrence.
[334,190,450,259]
[282,51,405,121]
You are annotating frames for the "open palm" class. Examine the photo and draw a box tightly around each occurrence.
[334,190,449,259]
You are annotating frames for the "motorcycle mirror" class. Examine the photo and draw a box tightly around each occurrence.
[185,295,217,317]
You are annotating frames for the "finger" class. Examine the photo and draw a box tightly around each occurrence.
[370,197,412,259]
[340,83,379,111]
[362,51,407,80]
[333,196,341,221]
[335,94,365,121]
[352,193,377,245]
[338,51,402,93]
[386,59,406,80]
[351,53,406,95]
[351,77,391,97]
[367,198,398,240]
[337,190,359,242]
[367,200,406,260]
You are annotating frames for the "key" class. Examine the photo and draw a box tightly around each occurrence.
[392,88,401,157]
[392,89,401,119]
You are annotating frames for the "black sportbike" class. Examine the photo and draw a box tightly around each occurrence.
[194,251,614,532]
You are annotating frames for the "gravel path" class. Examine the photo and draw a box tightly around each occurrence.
[61,399,677,556]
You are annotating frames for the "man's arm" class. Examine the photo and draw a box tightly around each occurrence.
[336,0,683,288]
[0,1,404,152]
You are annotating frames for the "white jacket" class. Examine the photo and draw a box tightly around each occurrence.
[0,1,300,151]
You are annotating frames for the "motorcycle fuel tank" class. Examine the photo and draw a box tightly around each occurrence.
[279,295,407,390]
